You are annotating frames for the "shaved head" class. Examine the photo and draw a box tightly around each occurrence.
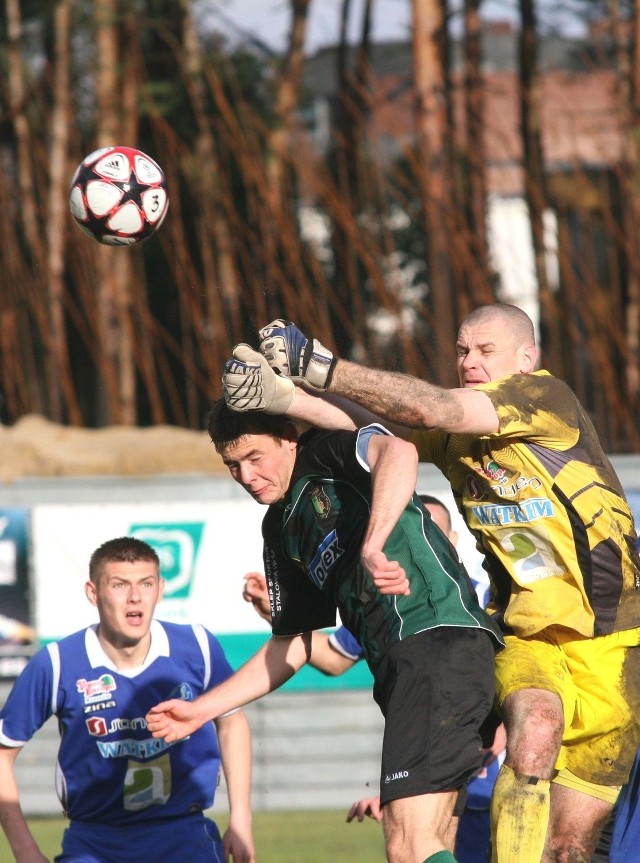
[460,304,535,349]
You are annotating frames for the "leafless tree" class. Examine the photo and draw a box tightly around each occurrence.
[519,0,562,373]
[411,0,457,385]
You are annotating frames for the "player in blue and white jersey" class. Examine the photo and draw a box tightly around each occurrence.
[0,536,254,863]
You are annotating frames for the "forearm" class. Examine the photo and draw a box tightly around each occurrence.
[309,631,356,676]
[0,751,46,862]
[0,805,43,862]
[287,388,413,439]
[217,711,253,817]
[330,361,464,429]
[196,635,311,721]
[362,436,418,556]
[285,388,358,430]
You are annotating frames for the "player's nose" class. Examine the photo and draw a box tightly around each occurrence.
[238,462,255,486]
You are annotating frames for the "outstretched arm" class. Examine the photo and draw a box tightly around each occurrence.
[331,361,498,434]
[287,389,411,437]
[360,432,418,595]
[0,745,49,863]
[215,709,255,863]
[222,344,410,436]
[146,633,311,743]
[259,320,499,434]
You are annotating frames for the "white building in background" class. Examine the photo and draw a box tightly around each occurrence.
[299,23,623,342]
[487,197,561,341]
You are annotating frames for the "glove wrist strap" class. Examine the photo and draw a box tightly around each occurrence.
[305,340,336,391]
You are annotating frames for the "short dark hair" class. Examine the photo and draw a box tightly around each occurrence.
[89,537,159,583]
[207,397,292,453]
[418,494,452,532]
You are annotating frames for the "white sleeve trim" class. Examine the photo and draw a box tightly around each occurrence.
[46,642,61,716]
[191,623,212,690]
[0,718,27,747]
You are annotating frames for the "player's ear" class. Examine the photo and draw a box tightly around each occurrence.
[282,420,299,444]
[158,577,166,600]
[520,344,537,373]
[85,579,98,607]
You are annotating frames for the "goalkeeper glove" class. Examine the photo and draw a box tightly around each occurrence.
[259,319,336,392]
[222,344,294,414]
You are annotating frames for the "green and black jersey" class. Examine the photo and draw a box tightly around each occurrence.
[262,425,503,674]
[412,371,640,638]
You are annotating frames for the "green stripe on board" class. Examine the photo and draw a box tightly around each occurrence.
[216,632,373,691]
[36,631,373,692]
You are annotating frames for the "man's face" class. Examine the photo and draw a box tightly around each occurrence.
[85,560,164,647]
[455,316,536,387]
[221,433,297,505]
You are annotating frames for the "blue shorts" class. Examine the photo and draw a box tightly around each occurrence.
[55,813,224,863]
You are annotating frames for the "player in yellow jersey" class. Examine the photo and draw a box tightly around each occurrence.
[223,304,640,863]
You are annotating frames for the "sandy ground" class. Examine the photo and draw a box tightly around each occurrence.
[0,415,227,482]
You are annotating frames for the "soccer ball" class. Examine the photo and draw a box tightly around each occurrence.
[69,146,169,246]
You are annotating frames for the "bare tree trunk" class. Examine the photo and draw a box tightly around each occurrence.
[629,0,640,408]
[328,0,366,355]
[6,0,45,269]
[95,0,125,424]
[116,18,167,425]
[519,0,561,371]
[47,0,82,425]
[6,0,49,414]
[611,0,640,405]
[114,10,141,426]
[267,0,310,213]
[412,0,457,385]
[180,0,237,372]
[461,0,492,306]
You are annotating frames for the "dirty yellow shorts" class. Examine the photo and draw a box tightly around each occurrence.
[494,626,640,792]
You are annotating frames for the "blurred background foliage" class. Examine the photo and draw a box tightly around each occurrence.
[0,0,639,451]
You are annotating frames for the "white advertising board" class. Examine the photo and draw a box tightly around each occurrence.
[31,500,268,642]
[31,485,487,644]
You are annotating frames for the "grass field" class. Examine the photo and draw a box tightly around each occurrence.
[0,809,386,862]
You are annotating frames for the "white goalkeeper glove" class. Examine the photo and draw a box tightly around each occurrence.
[222,344,295,414]
[258,319,336,392]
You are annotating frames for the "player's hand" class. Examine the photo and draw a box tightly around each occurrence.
[223,344,294,414]
[223,812,255,863]
[242,571,272,623]
[346,794,383,823]
[482,722,507,768]
[361,548,410,596]
[145,698,207,743]
[259,319,336,392]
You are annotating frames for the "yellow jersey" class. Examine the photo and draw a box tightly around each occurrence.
[412,370,640,638]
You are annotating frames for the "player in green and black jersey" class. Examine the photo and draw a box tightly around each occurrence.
[147,398,503,863]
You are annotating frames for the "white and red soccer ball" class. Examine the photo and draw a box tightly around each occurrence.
[69,146,169,246]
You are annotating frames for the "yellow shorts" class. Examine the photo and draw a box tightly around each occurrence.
[494,626,640,788]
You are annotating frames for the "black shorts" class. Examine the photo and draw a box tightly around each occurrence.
[372,627,496,806]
